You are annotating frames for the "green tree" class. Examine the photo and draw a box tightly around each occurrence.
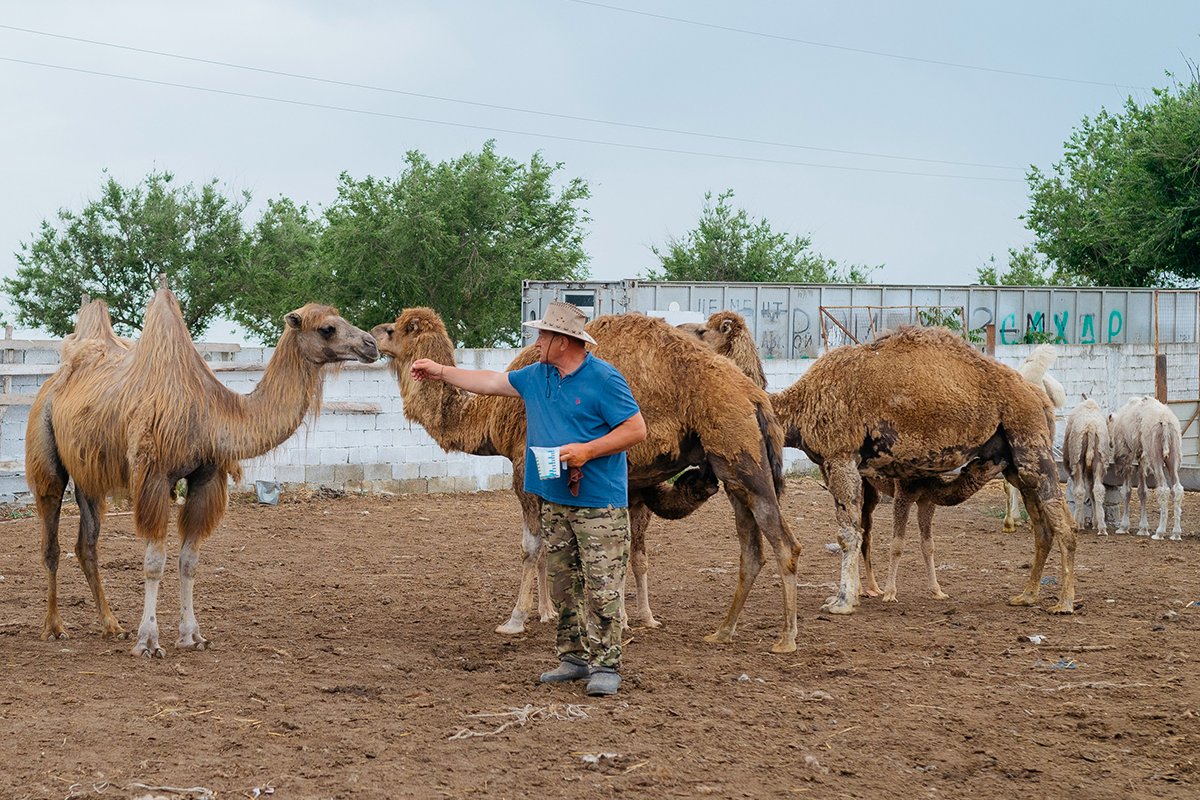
[256,142,589,348]
[4,169,250,337]
[1023,68,1200,286]
[226,197,327,342]
[646,190,876,283]
[975,245,1090,286]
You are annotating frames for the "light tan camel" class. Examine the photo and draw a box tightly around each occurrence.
[680,311,1004,602]
[371,308,804,652]
[680,312,1077,614]
[26,290,379,657]
[1003,345,1067,531]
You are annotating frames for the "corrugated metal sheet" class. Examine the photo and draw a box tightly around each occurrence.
[522,280,1182,358]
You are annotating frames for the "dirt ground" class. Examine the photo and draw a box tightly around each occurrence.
[0,476,1197,800]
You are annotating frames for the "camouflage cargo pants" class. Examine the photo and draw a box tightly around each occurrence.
[541,501,630,670]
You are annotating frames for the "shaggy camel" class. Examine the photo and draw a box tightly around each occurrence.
[1003,345,1067,532]
[1062,398,1112,535]
[681,311,1004,602]
[371,308,804,652]
[1109,396,1184,539]
[680,314,1077,614]
[27,291,379,657]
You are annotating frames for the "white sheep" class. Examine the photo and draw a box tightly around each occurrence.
[1109,396,1184,539]
[1062,398,1112,535]
[1004,344,1068,531]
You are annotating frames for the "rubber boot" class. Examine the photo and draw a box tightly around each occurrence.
[540,655,589,683]
[586,666,621,696]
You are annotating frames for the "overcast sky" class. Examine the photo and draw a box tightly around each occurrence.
[2,1,1198,340]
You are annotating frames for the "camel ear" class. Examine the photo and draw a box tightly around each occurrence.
[285,312,302,329]
[720,319,734,334]
[409,318,422,333]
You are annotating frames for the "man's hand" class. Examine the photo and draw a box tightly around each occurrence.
[411,358,445,382]
[559,442,592,468]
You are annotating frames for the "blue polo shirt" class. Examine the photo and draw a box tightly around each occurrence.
[507,352,640,508]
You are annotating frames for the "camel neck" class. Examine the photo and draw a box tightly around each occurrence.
[220,335,323,462]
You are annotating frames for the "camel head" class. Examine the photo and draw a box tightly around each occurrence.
[281,304,379,365]
[693,311,751,355]
[370,308,456,377]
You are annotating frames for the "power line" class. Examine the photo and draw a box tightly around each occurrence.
[567,0,1153,92]
[0,22,1020,172]
[0,56,1023,182]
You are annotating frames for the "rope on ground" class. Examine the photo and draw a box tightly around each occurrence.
[449,703,592,740]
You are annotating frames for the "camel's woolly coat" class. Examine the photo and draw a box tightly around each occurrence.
[774,326,1075,614]
[1062,398,1112,535]
[373,308,803,652]
[27,290,378,656]
[682,312,1053,607]
[1108,396,1184,539]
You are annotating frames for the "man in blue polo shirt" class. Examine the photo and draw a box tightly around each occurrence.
[410,301,646,697]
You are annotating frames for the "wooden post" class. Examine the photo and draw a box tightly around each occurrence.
[1155,354,1168,404]
[985,324,996,357]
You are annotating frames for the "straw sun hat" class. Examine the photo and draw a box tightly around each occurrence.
[521,301,597,345]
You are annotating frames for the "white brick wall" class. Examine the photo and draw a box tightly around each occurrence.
[2,339,1197,502]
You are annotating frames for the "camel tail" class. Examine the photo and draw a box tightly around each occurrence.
[757,404,786,498]
[1081,428,1097,472]
[1159,420,1173,463]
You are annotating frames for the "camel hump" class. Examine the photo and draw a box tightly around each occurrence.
[130,288,214,380]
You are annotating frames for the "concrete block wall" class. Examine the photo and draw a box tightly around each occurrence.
[2,339,1198,503]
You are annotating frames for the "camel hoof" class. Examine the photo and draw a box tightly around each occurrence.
[133,644,165,659]
[1008,593,1037,607]
[1137,529,1151,537]
[1170,534,1182,541]
[1002,522,1017,533]
[770,639,797,654]
[932,591,950,601]
[1050,601,1075,615]
[1151,532,1166,540]
[177,637,211,651]
[820,596,856,615]
[882,594,898,603]
[494,620,526,635]
[703,631,733,644]
[1115,527,1129,535]
[641,617,662,629]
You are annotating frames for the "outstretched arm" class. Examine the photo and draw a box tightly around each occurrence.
[411,358,520,397]
[560,412,648,468]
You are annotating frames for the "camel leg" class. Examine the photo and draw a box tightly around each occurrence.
[176,465,226,650]
[916,500,948,600]
[132,473,173,658]
[1116,472,1133,534]
[1002,482,1020,532]
[497,489,550,635]
[1169,458,1184,540]
[704,490,767,647]
[35,477,68,641]
[820,458,864,615]
[860,480,881,597]
[882,490,912,603]
[1071,473,1091,531]
[1090,461,1108,536]
[74,489,125,638]
[627,501,659,628]
[1135,471,1151,535]
[1008,461,1077,614]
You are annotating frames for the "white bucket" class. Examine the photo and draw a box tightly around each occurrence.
[530,446,565,480]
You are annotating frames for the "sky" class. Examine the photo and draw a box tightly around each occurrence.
[1,1,1198,341]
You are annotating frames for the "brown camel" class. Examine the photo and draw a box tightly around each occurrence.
[26,290,379,657]
[681,312,1077,614]
[371,308,804,652]
[683,311,1004,602]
